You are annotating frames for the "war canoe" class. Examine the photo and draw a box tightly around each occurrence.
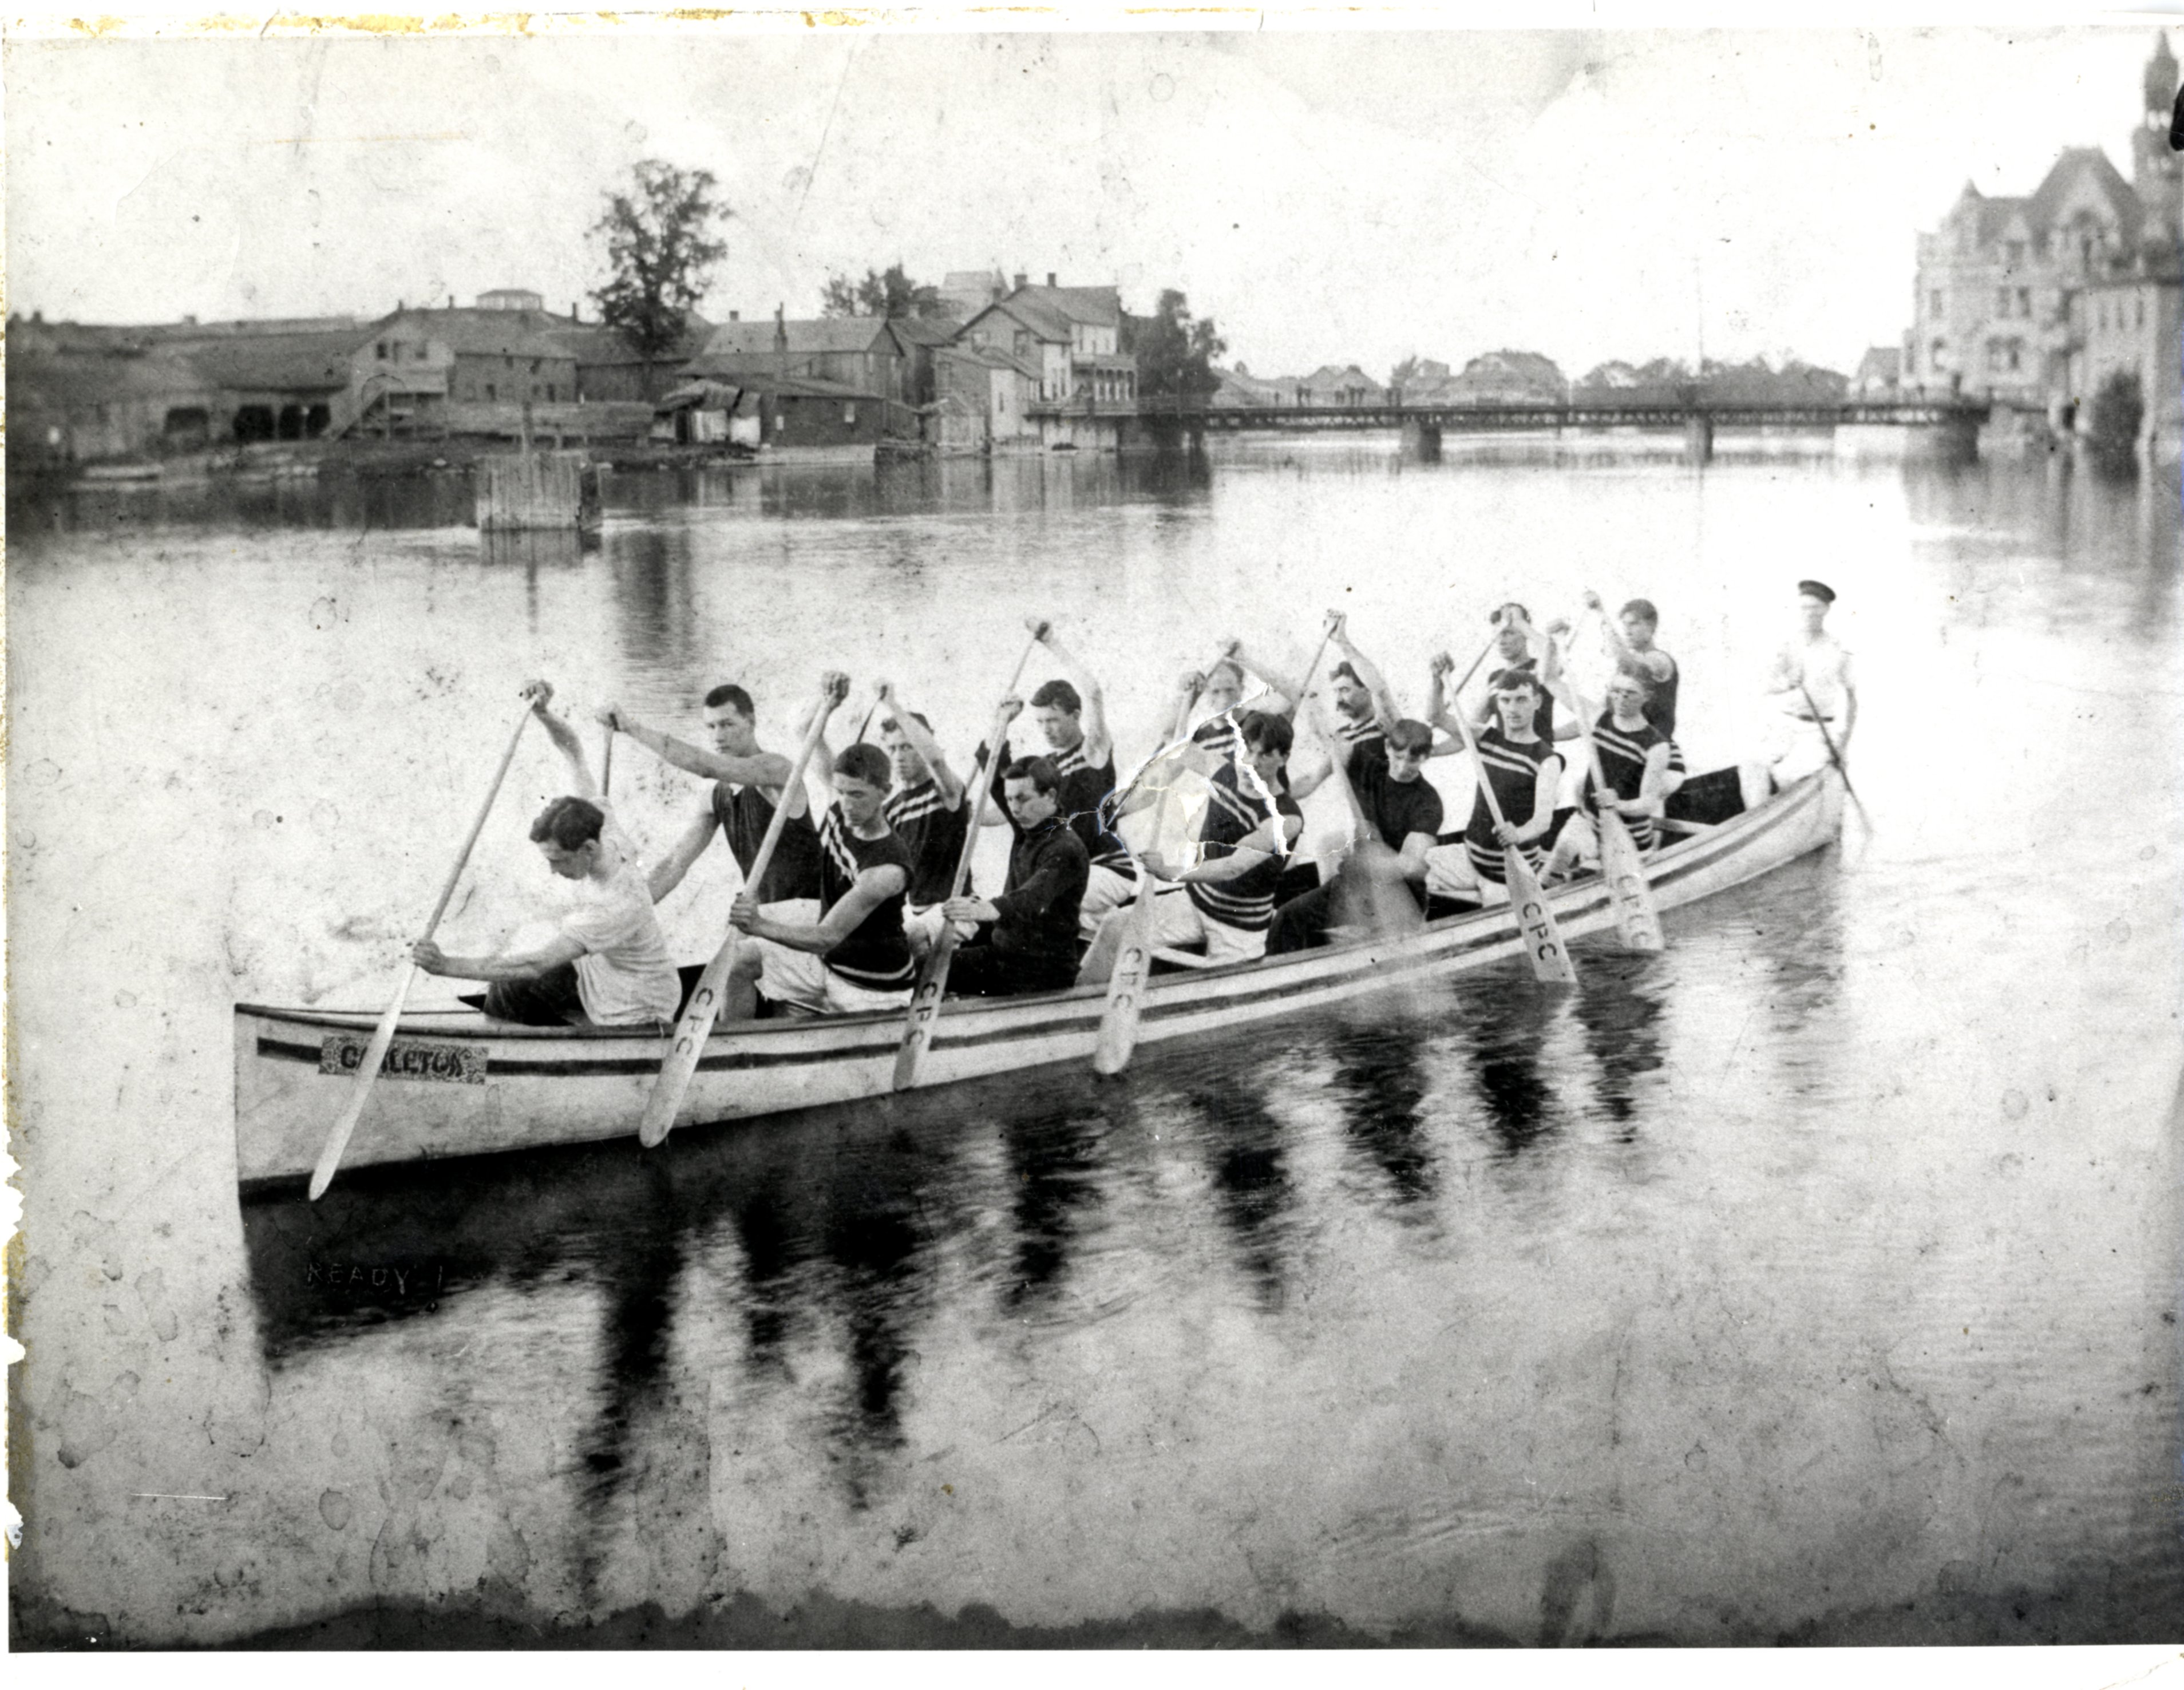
[232,766,1842,1188]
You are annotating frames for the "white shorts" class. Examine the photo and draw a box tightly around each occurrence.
[1768,716,1840,785]
[743,934,912,1016]
[1079,861,1141,939]
[1134,886,1269,967]
[1422,844,1512,907]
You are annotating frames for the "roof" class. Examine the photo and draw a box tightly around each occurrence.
[543,322,711,367]
[1300,364,1382,390]
[2025,147,2141,242]
[963,297,1073,345]
[1007,283,1122,329]
[11,346,215,409]
[678,358,884,400]
[701,316,897,359]
[886,316,960,349]
[375,307,577,360]
[182,328,378,392]
[655,380,746,412]
[1855,347,1902,380]
[937,341,1041,379]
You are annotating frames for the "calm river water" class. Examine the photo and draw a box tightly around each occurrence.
[8,435,2181,1647]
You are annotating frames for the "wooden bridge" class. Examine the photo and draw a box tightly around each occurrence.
[1131,393,1993,461]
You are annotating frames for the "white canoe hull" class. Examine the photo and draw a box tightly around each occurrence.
[234,769,1842,1187]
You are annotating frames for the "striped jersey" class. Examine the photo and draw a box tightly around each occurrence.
[1464,727,1562,884]
[999,739,1135,881]
[1584,711,1672,852]
[881,777,969,907]
[1185,762,1302,933]
[1191,711,1243,763]
[1335,711,1386,758]
[814,806,916,989]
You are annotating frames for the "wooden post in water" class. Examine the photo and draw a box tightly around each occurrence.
[476,449,588,531]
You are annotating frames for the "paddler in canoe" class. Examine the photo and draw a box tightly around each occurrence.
[1419,665,1564,909]
[409,682,680,1027]
[1764,577,1857,785]
[721,673,920,1020]
[599,679,825,917]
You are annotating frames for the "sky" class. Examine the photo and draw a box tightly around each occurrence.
[6,15,2176,380]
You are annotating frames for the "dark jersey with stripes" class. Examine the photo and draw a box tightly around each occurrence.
[711,780,824,903]
[1335,711,1386,759]
[1186,762,1303,933]
[1002,738,1134,881]
[1465,728,1561,881]
[881,777,968,906]
[1584,711,1670,851]
[1191,711,1243,765]
[814,805,915,988]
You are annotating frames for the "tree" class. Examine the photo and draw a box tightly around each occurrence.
[2087,369,2144,474]
[821,264,945,319]
[591,160,729,391]
[1390,355,1423,389]
[1134,288,1227,401]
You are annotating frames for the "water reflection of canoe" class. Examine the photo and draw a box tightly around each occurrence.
[232,766,1842,1189]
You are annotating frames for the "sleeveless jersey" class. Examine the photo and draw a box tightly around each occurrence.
[1191,711,1243,764]
[814,805,915,988]
[1585,711,1670,852]
[711,781,823,903]
[1335,712,1386,758]
[881,777,969,906]
[1483,656,1556,741]
[1186,762,1301,933]
[1465,727,1561,883]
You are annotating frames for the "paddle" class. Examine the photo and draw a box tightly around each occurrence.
[1445,690,1578,985]
[1557,624,1664,952]
[1797,680,1872,833]
[599,723,614,798]
[891,631,1044,1091]
[1091,773,1179,1076]
[309,692,539,1201]
[637,676,844,1149]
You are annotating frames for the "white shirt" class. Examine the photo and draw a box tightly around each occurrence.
[1773,634,1855,721]
[556,818,680,1026]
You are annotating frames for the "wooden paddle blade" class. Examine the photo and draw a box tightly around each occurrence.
[1503,849,1579,984]
[892,930,963,1091]
[639,936,735,1147]
[1596,810,1665,951]
[308,962,418,1200]
[1093,899,1161,1076]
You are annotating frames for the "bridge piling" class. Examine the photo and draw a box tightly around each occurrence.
[1400,418,1442,462]
[1681,413,1715,465]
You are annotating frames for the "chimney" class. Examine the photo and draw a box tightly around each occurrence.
[571,300,580,322]
[1013,272,1027,292]
[1046,272,1057,288]
[729,310,739,322]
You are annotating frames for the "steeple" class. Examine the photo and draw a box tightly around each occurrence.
[2145,32,2177,121]
[2132,34,2182,244]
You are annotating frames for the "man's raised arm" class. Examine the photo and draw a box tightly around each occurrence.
[876,680,966,808]
[523,681,600,799]
[1027,616,1112,767]
[1328,614,1402,732]
[598,705,793,791]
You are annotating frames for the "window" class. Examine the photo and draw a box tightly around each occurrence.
[1996,287,2012,315]
[2098,301,2109,331]
[486,382,497,401]
[547,384,557,401]
[2007,343,2021,372]
[2016,288,2031,317]
[1930,338,1946,367]
[2005,240,2025,265]
[845,403,856,425]
[2137,296,2147,329]
[1930,290,1944,315]
[530,358,540,374]
[377,341,389,359]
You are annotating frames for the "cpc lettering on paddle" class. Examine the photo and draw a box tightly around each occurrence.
[305,1261,445,1297]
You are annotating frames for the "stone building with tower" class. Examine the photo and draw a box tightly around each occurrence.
[1903,35,2182,455]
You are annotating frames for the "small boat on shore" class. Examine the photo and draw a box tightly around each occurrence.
[232,766,1842,1190]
